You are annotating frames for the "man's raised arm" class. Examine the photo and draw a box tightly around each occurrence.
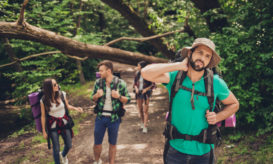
[141,58,189,83]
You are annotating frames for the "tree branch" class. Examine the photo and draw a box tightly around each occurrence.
[104,29,184,46]
[191,0,228,32]
[0,51,89,69]
[66,55,88,61]
[17,0,29,25]
[0,21,167,66]
[101,0,175,59]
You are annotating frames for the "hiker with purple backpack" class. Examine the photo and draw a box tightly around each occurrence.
[40,78,83,164]
[142,38,239,164]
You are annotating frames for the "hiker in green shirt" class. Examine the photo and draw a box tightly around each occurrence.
[141,38,239,164]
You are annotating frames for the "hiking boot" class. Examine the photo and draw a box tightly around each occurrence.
[93,159,102,164]
[142,127,148,133]
[59,152,68,164]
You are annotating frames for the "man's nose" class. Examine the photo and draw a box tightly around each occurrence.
[200,55,206,62]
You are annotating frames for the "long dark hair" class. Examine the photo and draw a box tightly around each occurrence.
[43,78,60,112]
[138,61,148,69]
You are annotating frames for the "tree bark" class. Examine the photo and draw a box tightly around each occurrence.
[73,0,83,36]
[71,0,86,84]
[2,38,23,71]
[0,22,167,65]
[191,0,228,32]
[101,0,175,59]
[76,60,86,84]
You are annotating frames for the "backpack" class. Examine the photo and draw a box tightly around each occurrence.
[163,50,236,163]
[94,76,126,117]
[28,90,74,149]
[28,91,43,132]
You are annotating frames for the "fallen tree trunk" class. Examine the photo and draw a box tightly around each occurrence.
[0,22,167,65]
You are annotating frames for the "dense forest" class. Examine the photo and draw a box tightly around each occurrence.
[0,0,272,137]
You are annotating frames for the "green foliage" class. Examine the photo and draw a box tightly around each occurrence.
[3,53,77,101]
[212,0,273,134]
[26,0,75,36]
[228,132,242,142]
[32,135,47,144]
[220,132,273,163]
[62,81,94,98]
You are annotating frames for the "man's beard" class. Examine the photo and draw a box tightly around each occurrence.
[189,56,206,72]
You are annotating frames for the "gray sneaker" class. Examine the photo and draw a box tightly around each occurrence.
[59,152,68,164]
[93,159,102,164]
[140,123,144,129]
[142,127,148,133]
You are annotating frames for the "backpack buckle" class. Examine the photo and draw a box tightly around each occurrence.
[169,125,174,140]
[185,135,192,141]
[203,129,207,143]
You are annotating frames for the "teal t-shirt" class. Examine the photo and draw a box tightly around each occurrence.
[164,71,230,155]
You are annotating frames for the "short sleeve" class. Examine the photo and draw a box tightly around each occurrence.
[214,75,230,101]
[91,79,100,100]
[163,71,179,93]
[118,79,131,104]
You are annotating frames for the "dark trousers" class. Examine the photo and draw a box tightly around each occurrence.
[50,129,72,164]
[166,146,212,164]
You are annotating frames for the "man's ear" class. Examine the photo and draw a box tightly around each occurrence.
[107,69,111,74]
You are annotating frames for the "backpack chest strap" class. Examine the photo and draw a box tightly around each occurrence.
[179,86,207,96]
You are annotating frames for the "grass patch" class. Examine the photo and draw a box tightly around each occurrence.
[32,135,47,144]
[8,123,36,138]
[218,132,273,163]
[61,81,95,98]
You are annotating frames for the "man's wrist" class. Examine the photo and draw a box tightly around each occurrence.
[119,95,122,100]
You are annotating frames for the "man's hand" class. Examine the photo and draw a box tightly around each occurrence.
[142,88,147,94]
[178,57,189,71]
[96,89,104,98]
[206,110,217,125]
[111,90,120,99]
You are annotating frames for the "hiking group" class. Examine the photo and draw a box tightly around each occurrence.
[30,38,239,164]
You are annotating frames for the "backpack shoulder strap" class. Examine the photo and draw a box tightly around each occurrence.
[204,69,214,112]
[135,71,140,83]
[99,78,103,89]
[167,71,187,122]
[113,76,119,90]
[60,91,70,116]
[40,95,49,116]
